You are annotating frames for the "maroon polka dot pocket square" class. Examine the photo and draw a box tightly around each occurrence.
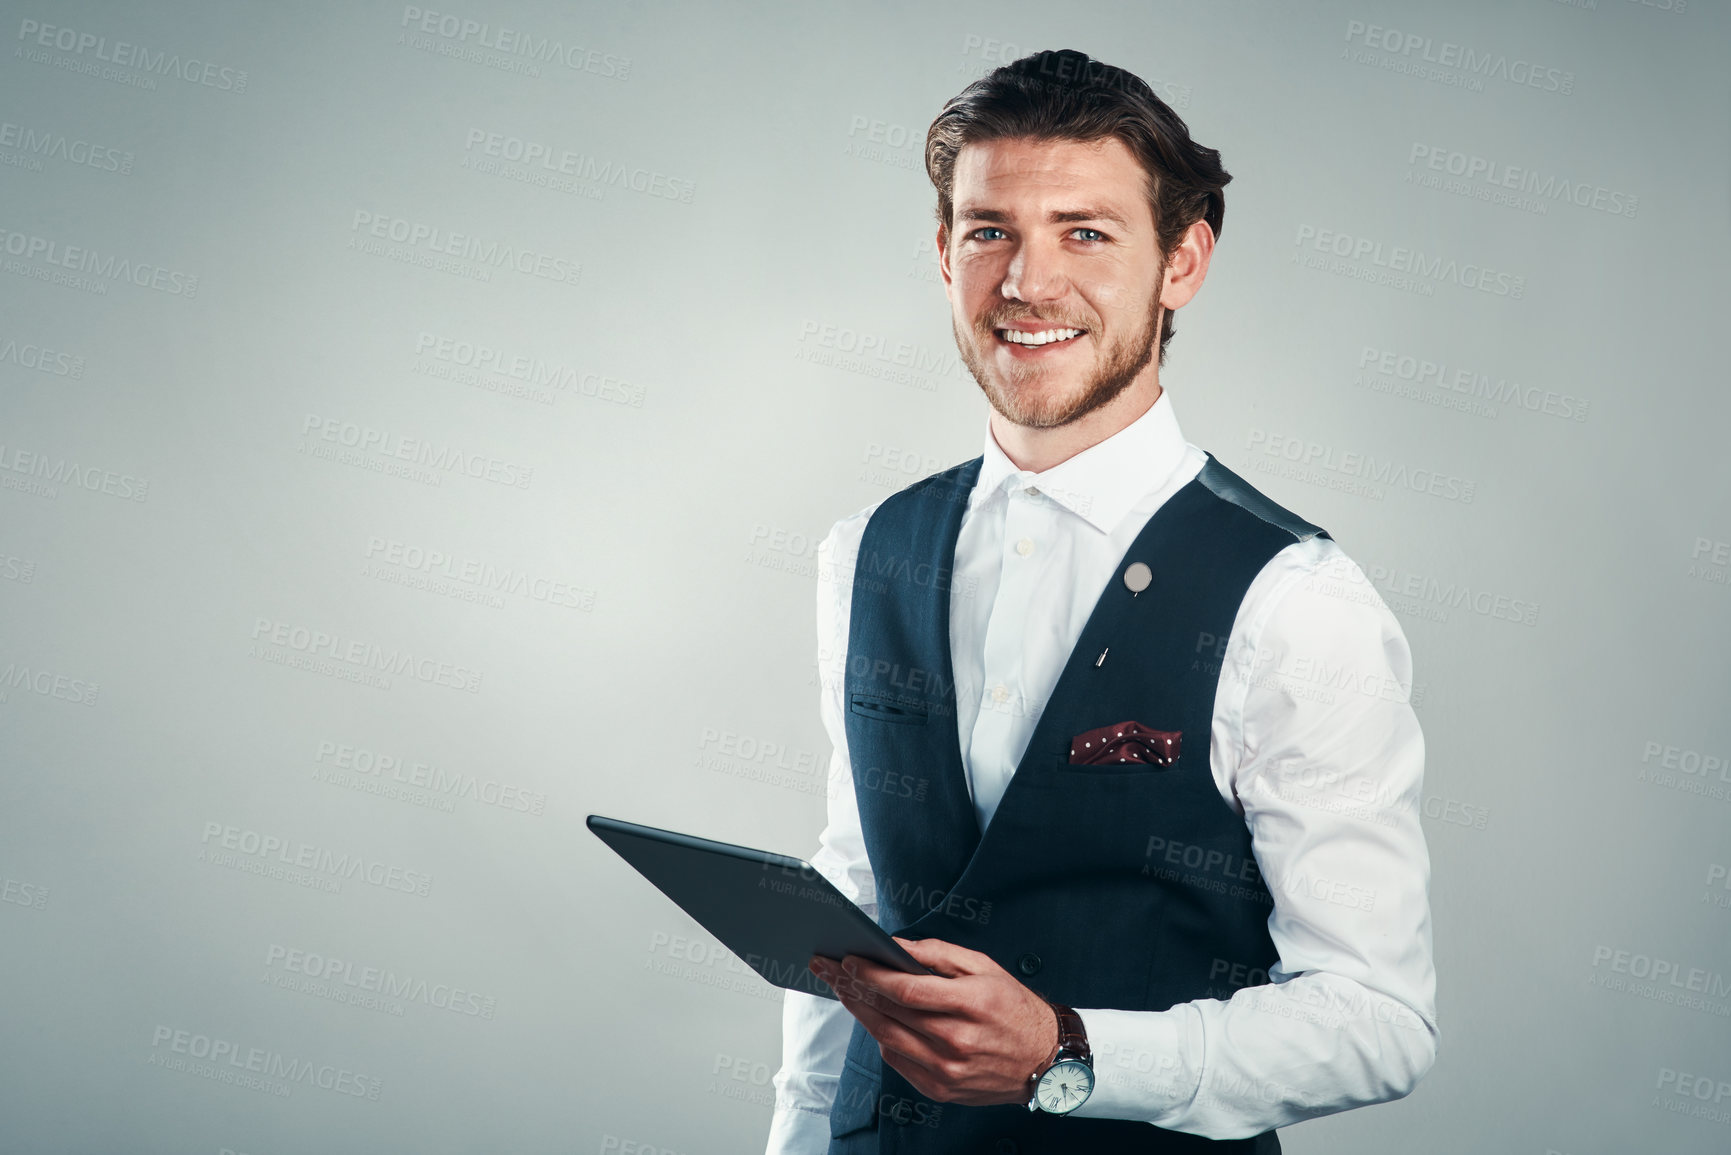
[1068,721,1181,767]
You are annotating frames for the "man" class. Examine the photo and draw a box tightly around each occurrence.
[766,49,1436,1154]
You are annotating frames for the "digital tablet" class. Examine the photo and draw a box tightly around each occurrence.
[586,813,933,1000]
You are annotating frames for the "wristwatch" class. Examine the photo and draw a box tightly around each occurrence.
[1026,1001,1094,1114]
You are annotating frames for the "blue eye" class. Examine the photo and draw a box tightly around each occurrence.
[972,227,1007,241]
[1073,228,1105,242]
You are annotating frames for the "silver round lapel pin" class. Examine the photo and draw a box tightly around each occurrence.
[1124,561,1152,596]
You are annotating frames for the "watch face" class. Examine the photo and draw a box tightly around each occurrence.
[1035,1058,1094,1114]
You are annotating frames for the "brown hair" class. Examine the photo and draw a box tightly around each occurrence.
[925,49,1231,364]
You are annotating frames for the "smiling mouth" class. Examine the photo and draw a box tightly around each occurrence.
[995,327,1086,347]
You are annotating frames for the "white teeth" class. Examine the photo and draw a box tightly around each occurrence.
[999,327,1083,346]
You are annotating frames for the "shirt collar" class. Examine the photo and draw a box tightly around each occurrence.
[972,390,1188,535]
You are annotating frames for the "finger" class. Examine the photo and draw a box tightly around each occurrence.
[823,953,891,990]
[832,984,980,1068]
[814,960,885,1010]
[879,1037,1017,1107]
[877,1042,948,1102]
[820,961,958,1042]
[845,954,971,1014]
[894,936,997,977]
[849,998,953,1072]
[836,955,918,1003]
[823,975,896,1036]
[821,958,939,1024]
[884,1049,1018,1109]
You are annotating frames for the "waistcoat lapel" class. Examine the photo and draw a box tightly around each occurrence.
[842,457,982,926]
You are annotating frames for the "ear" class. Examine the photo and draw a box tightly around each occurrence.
[1157,219,1215,312]
[937,223,954,300]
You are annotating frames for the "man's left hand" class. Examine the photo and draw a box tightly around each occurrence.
[809,937,1057,1106]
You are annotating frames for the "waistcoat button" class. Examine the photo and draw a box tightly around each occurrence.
[1017,952,1041,976]
[996,1140,1019,1154]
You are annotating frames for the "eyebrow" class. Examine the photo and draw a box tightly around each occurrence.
[957,207,1132,229]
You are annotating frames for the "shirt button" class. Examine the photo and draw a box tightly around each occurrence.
[1023,485,1039,496]
[1015,537,1035,557]
[992,684,1009,704]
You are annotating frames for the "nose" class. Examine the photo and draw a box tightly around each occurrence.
[1000,235,1067,306]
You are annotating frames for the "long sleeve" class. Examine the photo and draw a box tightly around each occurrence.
[766,517,880,1154]
[1070,537,1440,1136]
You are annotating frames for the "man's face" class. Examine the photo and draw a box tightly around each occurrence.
[940,135,1165,430]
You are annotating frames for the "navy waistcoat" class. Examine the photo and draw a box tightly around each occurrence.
[827,452,1327,1155]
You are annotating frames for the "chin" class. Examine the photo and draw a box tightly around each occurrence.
[994,388,1086,429]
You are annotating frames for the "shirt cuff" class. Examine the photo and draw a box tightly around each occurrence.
[1067,1004,1202,1124]
[765,1091,835,1155]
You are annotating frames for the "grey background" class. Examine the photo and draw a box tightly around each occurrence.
[1,1,1727,1152]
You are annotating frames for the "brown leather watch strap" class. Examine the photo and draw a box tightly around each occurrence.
[1027,999,1092,1098]
[1050,1001,1091,1064]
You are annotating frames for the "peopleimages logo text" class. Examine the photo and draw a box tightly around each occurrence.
[1295,226,1524,298]
[0,226,198,295]
[148,1026,380,1098]
[250,617,483,694]
[0,120,133,173]
[1343,19,1574,94]
[349,211,580,286]
[1245,429,1476,503]
[16,19,249,91]
[1408,144,1637,219]
[200,821,434,897]
[399,7,630,78]
[264,945,498,1018]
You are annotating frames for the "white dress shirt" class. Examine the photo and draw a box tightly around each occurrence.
[765,392,1438,1151]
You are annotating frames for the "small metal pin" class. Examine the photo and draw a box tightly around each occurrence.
[1095,647,1109,667]
[1124,561,1152,596]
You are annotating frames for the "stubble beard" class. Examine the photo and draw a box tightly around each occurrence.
[954,288,1164,431]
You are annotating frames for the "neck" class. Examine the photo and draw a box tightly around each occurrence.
[989,373,1163,474]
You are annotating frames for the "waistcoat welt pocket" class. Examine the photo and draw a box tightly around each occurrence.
[848,693,929,725]
[1050,755,1180,777]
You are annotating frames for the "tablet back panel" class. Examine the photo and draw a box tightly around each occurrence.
[586,814,931,1000]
